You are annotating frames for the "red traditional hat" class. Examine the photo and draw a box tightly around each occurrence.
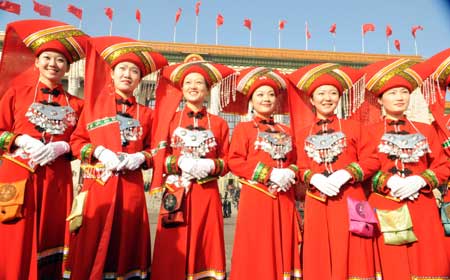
[151,54,236,190]
[223,67,289,115]
[82,36,168,151]
[360,58,423,97]
[424,48,450,88]
[287,63,365,119]
[0,19,89,99]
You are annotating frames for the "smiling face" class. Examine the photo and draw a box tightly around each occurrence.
[378,86,410,119]
[250,85,277,118]
[182,72,210,108]
[35,51,69,87]
[310,84,340,119]
[111,61,141,97]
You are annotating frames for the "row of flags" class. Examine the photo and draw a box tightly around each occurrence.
[0,0,425,54]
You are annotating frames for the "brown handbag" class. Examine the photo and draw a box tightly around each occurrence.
[160,187,185,228]
[0,179,27,223]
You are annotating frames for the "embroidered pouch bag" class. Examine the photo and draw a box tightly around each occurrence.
[376,204,417,245]
[347,197,378,237]
[0,179,27,223]
[440,202,450,236]
[66,191,88,232]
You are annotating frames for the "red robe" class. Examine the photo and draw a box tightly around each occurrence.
[368,118,450,279]
[151,107,229,280]
[64,93,153,279]
[0,82,83,280]
[228,117,302,280]
[296,115,380,280]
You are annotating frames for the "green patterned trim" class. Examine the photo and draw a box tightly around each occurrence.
[442,138,450,149]
[288,164,299,173]
[86,117,118,131]
[252,162,272,184]
[421,169,439,189]
[345,162,364,182]
[211,159,225,176]
[303,169,313,185]
[371,171,388,194]
[141,151,152,169]
[165,155,179,175]
[80,143,94,163]
[150,140,168,156]
[0,131,15,152]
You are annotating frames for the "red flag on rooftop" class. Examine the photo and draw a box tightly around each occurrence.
[0,1,21,15]
[386,24,392,37]
[362,23,375,35]
[411,25,423,38]
[136,9,141,24]
[175,8,182,24]
[67,4,82,20]
[105,7,113,21]
[243,18,252,30]
[329,23,336,34]
[195,1,201,16]
[33,0,51,17]
[394,39,400,51]
[279,20,287,30]
[216,13,224,27]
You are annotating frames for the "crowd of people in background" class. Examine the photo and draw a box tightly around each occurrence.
[0,19,449,280]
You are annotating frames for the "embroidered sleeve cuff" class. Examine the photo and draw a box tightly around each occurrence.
[0,131,18,153]
[211,159,225,176]
[165,155,180,175]
[344,162,364,183]
[80,143,96,164]
[303,169,313,185]
[288,164,299,180]
[141,151,153,170]
[420,169,439,192]
[252,162,273,184]
[371,171,390,194]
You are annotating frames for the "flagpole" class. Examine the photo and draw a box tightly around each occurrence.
[173,25,177,43]
[387,37,390,55]
[249,30,252,47]
[361,26,365,53]
[109,21,112,36]
[216,27,218,45]
[278,29,281,49]
[195,15,198,43]
[138,23,141,40]
[332,33,336,52]
[305,21,308,51]
[79,20,82,30]
[414,38,418,55]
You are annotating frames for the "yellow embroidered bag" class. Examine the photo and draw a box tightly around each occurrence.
[0,180,27,223]
[376,204,417,245]
[66,191,88,232]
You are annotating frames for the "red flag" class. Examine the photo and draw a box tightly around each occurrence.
[306,22,311,40]
[195,1,201,16]
[175,8,182,24]
[136,9,141,24]
[329,23,336,34]
[394,39,400,51]
[33,0,51,17]
[411,25,423,38]
[386,24,392,37]
[278,20,287,30]
[216,13,224,27]
[104,7,113,21]
[362,23,375,35]
[67,4,82,20]
[243,18,252,30]
[0,1,21,15]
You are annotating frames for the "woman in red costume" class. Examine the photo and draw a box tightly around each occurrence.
[150,54,235,280]
[361,58,450,279]
[226,67,302,280]
[0,20,88,280]
[287,64,380,280]
[63,36,167,279]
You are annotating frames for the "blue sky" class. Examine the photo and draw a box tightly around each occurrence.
[1,0,450,58]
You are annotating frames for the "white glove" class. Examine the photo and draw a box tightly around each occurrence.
[178,156,197,174]
[310,173,339,197]
[30,141,70,166]
[116,152,145,171]
[14,134,44,155]
[386,174,406,197]
[270,168,296,192]
[327,169,352,189]
[94,145,121,171]
[178,156,209,180]
[195,158,215,177]
[395,175,427,200]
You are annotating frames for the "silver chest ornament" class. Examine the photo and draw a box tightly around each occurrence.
[304,131,347,164]
[171,127,217,158]
[117,114,143,143]
[378,133,430,163]
[254,131,292,160]
[26,102,76,135]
